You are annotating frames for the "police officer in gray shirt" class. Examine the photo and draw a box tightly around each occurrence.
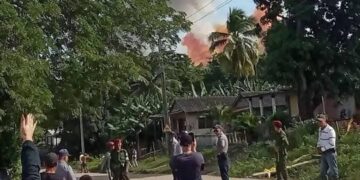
[55,149,76,180]
[213,125,229,180]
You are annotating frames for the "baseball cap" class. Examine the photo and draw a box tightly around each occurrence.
[316,114,328,121]
[213,124,223,130]
[179,133,193,147]
[44,152,58,167]
[58,149,71,157]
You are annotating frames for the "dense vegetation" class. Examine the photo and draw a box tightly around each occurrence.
[2,0,360,179]
[0,0,245,172]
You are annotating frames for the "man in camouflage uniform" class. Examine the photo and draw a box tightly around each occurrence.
[110,139,130,180]
[273,120,289,180]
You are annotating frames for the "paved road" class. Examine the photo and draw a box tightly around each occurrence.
[75,173,258,180]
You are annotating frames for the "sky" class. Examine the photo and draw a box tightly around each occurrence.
[169,0,256,54]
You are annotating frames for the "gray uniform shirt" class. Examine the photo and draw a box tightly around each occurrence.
[55,161,76,180]
[216,132,228,154]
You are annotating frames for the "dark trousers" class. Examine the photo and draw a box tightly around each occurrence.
[276,155,288,180]
[111,167,129,180]
[217,153,229,180]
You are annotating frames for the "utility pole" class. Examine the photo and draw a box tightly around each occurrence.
[158,35,171,155]
[79,107,85,153]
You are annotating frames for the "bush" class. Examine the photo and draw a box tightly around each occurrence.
[230,125,360,179]
[268,111,293,128]
[286,120,318,149]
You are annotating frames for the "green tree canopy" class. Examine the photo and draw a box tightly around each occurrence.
[254,0,360,118]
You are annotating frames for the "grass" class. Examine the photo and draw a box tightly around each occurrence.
[68,156,103,173]
[229,130,360,179]
[131,155,171,174]
[67,127,360,179]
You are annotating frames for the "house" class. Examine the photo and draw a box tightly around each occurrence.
[168,91,355,146]
[169,96,237,134]
[169,96,237,147]
[232,90,300,117]
[168,91,300,134]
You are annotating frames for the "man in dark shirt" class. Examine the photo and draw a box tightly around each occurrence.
[41,152,61,180]
[170,133,204,180]
[21,113,41,180]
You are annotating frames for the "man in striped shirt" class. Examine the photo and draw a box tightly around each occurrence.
[316,114,339,180]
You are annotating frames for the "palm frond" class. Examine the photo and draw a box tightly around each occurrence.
[208,32,230,42]
[209,39,228,53]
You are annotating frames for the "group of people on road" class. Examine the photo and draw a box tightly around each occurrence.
[104,139,139,180]
[20,112,139,180]
[170,113,339,180]
[19,111,339,180]
[20,113,91,180]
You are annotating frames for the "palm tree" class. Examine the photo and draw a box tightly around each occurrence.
[208,8,260,77]
[130,71,182,97]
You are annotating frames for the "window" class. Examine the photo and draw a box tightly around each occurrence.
[198,116,213,129]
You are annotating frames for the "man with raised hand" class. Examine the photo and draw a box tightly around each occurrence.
[20,113,41,180]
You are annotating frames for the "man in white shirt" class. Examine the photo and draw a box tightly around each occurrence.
[213,125,229,180]
[316,114,339,180]
[172,132,182,156]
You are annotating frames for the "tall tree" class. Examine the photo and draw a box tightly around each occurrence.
[208,8,260,77]
[254,0,360,118]
[0,0,53,169]
[0,0,191,169]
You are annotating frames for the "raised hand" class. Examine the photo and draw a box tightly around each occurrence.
[20,113,37,142]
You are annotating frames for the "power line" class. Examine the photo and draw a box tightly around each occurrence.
[186,0,217,19]
[192,0,233,24]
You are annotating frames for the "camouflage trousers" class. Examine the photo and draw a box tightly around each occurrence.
[276,155,288,180]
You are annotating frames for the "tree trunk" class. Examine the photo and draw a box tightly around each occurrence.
[297,70,314,119]
[298,88,315,119]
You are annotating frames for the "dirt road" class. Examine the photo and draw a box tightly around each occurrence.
[75,173,257,180]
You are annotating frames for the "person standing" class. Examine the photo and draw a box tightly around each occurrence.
[213,125,229,180]
[110,139,130,180]
[316,114,339,180]
[80,153,90,173]
[170,133,204,180]
[131,147,138,167]
[20,113,41,180]
[41,152,61,180]
[273,120,289,180]
[56,149,76,180]
[104,141,114,180]
[172,132,182,156]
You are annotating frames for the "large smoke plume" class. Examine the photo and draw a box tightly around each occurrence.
[182,33,211,66]
[171,0,267,66]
